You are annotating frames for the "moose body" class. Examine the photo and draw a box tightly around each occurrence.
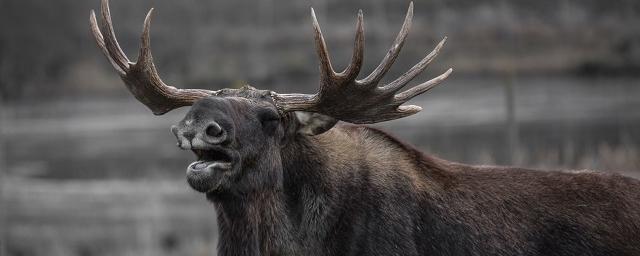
[208,117,640,256]
[90,0,640,255]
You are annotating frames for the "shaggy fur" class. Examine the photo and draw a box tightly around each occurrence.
[173,92,640,256]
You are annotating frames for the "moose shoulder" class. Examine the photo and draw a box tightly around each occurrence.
[90,0,640,255]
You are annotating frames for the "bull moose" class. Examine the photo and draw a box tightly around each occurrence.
[90,0,640,255]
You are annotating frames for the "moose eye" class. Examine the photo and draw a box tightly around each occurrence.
[257,110,280,126]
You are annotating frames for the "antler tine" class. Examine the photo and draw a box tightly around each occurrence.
[341,10,365,81]
[90,10,125,76]
[311,8,337,81]
[90,0,215,115]
[358,2,413,86]
[136,8,154,67]
[99,0,130,73]
[394,68,452,104]
[390,67,452,118]
[381,36,447,94]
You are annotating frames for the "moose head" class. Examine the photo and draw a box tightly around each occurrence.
[90,0,450,198]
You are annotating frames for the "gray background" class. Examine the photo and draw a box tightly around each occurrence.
[1,0,639,255]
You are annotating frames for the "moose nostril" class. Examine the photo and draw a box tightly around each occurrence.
[205,122,223,137]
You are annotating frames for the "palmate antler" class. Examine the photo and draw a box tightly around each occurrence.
[90,0,451,123]
[273,3,452,123]
[89,0,216,115]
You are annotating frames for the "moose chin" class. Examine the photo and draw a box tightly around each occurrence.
[90,0,640,255]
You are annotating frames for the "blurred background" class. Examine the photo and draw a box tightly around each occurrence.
[1,0,639,255]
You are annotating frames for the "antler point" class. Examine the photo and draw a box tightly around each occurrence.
[445,68,453,76]
[398,105,422,113]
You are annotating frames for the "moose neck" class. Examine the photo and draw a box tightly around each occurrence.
[207,128,348,255]
[209,188,297,255]
[209,125,453,255]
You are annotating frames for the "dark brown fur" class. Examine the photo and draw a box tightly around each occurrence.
[279,125,640,255]
[172,93,640,256]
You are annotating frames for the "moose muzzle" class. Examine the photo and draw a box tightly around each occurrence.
[170,103,237,193]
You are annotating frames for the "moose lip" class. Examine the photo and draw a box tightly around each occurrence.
[189,149,233,171]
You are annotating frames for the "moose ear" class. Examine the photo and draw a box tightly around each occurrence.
[294,112,338,136]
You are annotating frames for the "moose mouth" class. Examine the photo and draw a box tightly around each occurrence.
[186,148,235,193]
[189,148,233,172]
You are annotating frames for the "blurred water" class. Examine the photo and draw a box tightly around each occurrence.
[1,76,640,255]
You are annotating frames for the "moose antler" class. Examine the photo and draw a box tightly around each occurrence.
[273,3,451,124]
[89,0,215,115]
[90,1,451,123]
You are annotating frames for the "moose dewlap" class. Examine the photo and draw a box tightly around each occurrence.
[90,0,640,255]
